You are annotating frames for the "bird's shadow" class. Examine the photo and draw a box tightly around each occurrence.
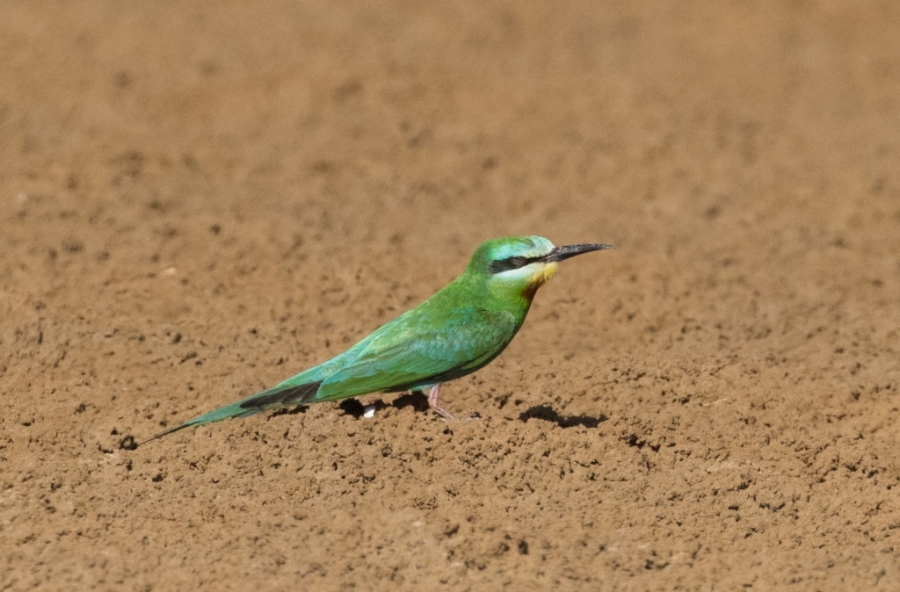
[263,393,436,420]
[518,404,607,429]
[389,392,431,413]
[339,396,606,429]
[269,405,308,418]
[338,392,429,418]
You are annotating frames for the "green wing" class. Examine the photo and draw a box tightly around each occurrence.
[310,307,519,402]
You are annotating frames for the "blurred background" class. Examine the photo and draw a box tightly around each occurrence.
[2,2,898,590]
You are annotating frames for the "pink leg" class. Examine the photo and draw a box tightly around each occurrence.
[427,383,457,421]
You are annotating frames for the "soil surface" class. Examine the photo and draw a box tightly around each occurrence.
[2,2,899,590]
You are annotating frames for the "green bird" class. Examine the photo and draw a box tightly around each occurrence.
[140,236,612,443]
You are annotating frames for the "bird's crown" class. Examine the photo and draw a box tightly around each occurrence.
[466,236,556,276]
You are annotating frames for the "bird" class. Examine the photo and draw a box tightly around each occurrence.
[140,236,612,444]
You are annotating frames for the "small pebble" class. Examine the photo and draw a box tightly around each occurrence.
[363,405,376,418]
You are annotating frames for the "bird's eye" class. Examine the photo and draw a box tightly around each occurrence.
[488,255,533,274]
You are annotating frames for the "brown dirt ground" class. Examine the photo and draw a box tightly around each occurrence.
[2,1,900,590]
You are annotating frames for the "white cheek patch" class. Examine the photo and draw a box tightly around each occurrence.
[495,264,540,281]
[495,262,557,286]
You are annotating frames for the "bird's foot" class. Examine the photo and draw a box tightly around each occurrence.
[426,383,482,422]
[427,383,457,421]
[432,405,458,421]
[431,408,481,422]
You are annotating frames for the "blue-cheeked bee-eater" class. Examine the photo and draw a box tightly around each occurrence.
[141,236,612,443]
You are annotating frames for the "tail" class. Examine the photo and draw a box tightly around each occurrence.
[138,380,323,445]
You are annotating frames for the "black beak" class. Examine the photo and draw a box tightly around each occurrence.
[541,243,614,263]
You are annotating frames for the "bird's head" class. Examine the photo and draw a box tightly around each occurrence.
[467,236,613,301]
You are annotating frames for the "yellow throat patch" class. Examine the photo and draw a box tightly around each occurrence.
[522,262,558,300]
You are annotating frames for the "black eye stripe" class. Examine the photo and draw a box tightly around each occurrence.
[488,255,542,274]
